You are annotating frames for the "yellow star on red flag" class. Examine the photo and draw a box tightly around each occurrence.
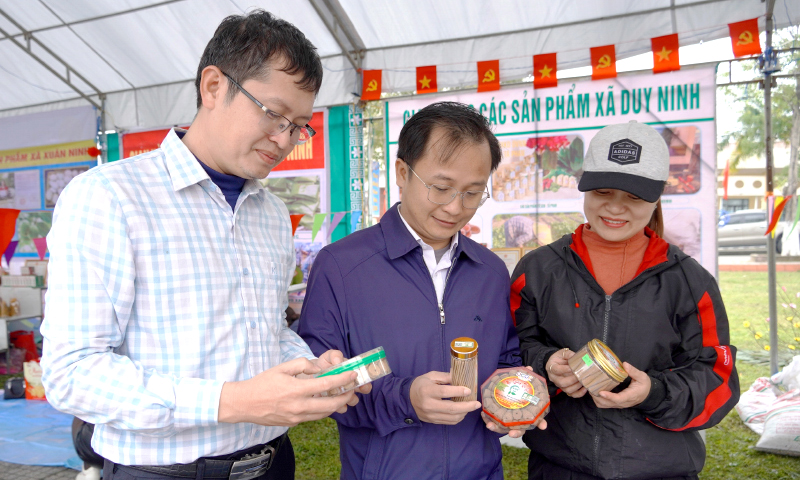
[416,65,437,94]
[651,34,680,73]
[533,53,557,89]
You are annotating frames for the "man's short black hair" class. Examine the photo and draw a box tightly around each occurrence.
[396,102,502,172]
[195,10,323,108]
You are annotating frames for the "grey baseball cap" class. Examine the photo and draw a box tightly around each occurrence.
[578,121,669,203]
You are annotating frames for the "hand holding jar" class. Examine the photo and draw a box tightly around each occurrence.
[545,348,587,398]
[591,362,651,409]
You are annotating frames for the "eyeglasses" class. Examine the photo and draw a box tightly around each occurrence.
[221,72,315,145]
[406,163,490,209]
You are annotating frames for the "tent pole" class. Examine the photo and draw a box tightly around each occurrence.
[100,96,108,165]
[764,1,778,375]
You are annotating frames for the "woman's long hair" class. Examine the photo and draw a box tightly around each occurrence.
[648,200,664,237]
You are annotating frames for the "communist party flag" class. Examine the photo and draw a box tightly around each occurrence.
[416,65,437,94]
[651,34,680,73]
[477,60,500,92]
[591,45,617,80]
[361,69,382,101]
[729,18,761,57]
[533,53,557,89]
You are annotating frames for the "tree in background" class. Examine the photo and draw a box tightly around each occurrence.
[718,29,799,223]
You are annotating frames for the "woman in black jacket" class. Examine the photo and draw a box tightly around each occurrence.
[512,121,739,480]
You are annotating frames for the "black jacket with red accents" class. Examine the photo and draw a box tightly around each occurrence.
[511,229,739,479]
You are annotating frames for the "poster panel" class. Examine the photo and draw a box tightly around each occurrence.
[261,109,330,309]
[272,111,325,172]
[0,108,98,260]
[386,68,717,272]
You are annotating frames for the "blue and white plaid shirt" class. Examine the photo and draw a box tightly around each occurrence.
[41,129,314,465]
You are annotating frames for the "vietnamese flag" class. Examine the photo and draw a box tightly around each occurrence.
[651,34,680,73]
[591,45,617,80]
[729,18,761,57]
[416,65,437,94]
[533,53,558,89]
[477,60,500,92]
[361,69,382,101]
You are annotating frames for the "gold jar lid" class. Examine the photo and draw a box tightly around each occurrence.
[451,337,478,359]
[587,339,627,382]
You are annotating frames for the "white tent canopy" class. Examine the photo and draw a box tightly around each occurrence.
[0,0,798,131]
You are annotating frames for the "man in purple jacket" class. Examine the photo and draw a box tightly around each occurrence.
[299,102,536,479]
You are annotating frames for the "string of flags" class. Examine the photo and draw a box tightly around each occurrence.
[289,211,363,242]
[361,17,763,100]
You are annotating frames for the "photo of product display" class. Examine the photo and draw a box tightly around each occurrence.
[450,337,478,402]
[568,339,628,396]
[492,135,584,202]
[44,166,91,209]
[0,173,15,208]
[14,211,52,254]
[315,347,391,397]
[656,126,701,195]
[481,367,549,431]
[492,212,584,249]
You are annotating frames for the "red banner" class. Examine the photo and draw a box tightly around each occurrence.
[273,111,325,172]
[122,128,174,158]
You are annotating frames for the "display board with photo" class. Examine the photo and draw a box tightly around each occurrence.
[493,135,584,202]
[493,212,585,249]
[45,166,91,208]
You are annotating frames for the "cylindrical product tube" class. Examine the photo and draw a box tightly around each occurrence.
[568,339,628,396]
[450,337,478,402]
[315,346,392,397]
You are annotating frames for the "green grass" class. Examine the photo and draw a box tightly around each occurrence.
[288,271,800,479]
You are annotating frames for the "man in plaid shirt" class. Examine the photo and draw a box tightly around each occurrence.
[41,10,364,480]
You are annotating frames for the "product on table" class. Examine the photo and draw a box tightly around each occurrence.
[568,339,628,396]
[481,367,549,431]
[450,337,478,402]
[315,346,391,397]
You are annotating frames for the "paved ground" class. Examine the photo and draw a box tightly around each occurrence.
[0,461,75,480]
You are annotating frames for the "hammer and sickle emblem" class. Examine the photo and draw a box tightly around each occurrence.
[482,69,496,83]
[597,55,611,69]
[366,79,378,91]
[737,30,754,45]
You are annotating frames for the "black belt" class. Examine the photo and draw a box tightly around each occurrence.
[127,433,286,479]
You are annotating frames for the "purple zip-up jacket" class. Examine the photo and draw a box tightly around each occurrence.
[298,203,521,480]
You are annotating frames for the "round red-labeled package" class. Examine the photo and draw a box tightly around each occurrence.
[481,367,550,432]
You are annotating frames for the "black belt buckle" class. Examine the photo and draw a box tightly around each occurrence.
[229,444,275,480]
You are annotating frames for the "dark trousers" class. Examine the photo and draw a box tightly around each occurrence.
[72,418,106,468]
[103,436,295,480]
[528,451,699,480]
